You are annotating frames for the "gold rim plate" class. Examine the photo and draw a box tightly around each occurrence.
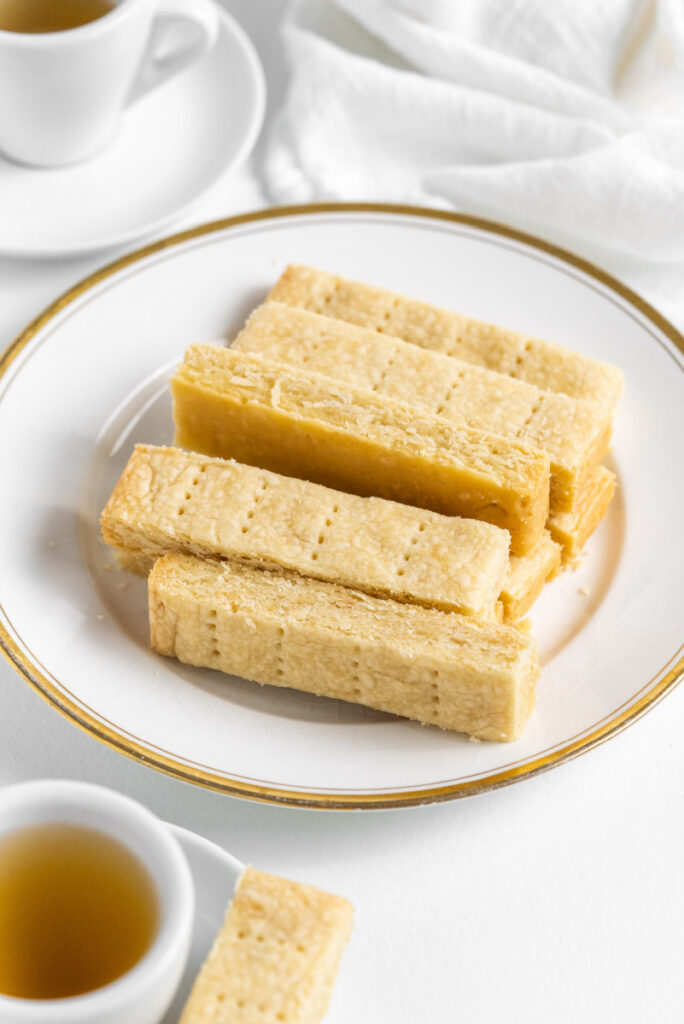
[1,203,682,809]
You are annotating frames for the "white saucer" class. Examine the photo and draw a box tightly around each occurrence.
[162,823,243,1022]
[0,8,265,258]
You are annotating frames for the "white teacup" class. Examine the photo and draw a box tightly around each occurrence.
[0,0,219,167]
[0,780,195,1024]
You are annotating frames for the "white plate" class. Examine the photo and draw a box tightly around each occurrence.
[0,8,265,258]
[163,823,242,1023]
[0,204,683,809]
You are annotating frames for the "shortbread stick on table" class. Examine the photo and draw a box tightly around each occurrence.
[268,264,624,415]
[233,302,612,515]
[548,464,616,564]
[178,867,353,1024]
[171,346,550,556]
[101,445,511,619]
[149,553,539,741]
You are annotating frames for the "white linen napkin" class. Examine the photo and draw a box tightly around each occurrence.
[264,0,684,324]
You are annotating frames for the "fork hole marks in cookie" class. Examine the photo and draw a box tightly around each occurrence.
[80,354,623,725]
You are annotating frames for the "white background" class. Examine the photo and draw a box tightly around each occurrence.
[1,3,683,1021]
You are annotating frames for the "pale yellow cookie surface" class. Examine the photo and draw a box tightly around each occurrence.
[234,302,612,515]
[548,464,616,564]
[499,532,562,623]
[268,264,624,415]
[149,552,539,742]
[179,867,353,1024]
[171,345,550,555]
[102,445,510,619]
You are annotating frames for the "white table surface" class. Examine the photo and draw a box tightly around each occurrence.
[1,4,683,1022]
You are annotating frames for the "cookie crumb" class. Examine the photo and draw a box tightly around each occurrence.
[578,586,590,597]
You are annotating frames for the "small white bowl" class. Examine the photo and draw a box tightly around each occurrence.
[0,780,194,1024]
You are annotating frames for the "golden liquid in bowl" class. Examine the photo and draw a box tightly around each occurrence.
[0,823,159,999]
[0,0,116,34]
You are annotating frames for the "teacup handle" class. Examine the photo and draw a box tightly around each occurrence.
[128,0,220,105]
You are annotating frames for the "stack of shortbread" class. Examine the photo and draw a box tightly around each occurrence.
[101,265,623,744]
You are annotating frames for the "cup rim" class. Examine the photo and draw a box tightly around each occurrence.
[0,779,194,1020]
[0,0,143,45]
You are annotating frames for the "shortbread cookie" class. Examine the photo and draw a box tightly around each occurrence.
[149,553,539,741]
[498,532,562,623]
[233,302,612,514]
[268,265,624,414]
[171,346,550,556]
[101,445,510,619]
[178,867,353,1024]
[113,546,154,575]
[548,464,616,564]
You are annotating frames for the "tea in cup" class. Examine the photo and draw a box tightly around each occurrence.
[0,780,194,1024]
[0,0,219,166]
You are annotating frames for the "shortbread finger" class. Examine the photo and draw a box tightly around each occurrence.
[548,464,616,564]
[234,302,612,514]
[178,867,353,1024]
[149,553,539,741]
[113,546,154,575]
[268,265,624,415]
[498,532,562,623]
[101,445,510,619]
[171,346,550,555]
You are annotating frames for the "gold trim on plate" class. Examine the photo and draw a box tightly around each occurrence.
[1,202,683,810]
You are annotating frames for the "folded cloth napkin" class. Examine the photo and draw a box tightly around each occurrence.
[264,0,684,324]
